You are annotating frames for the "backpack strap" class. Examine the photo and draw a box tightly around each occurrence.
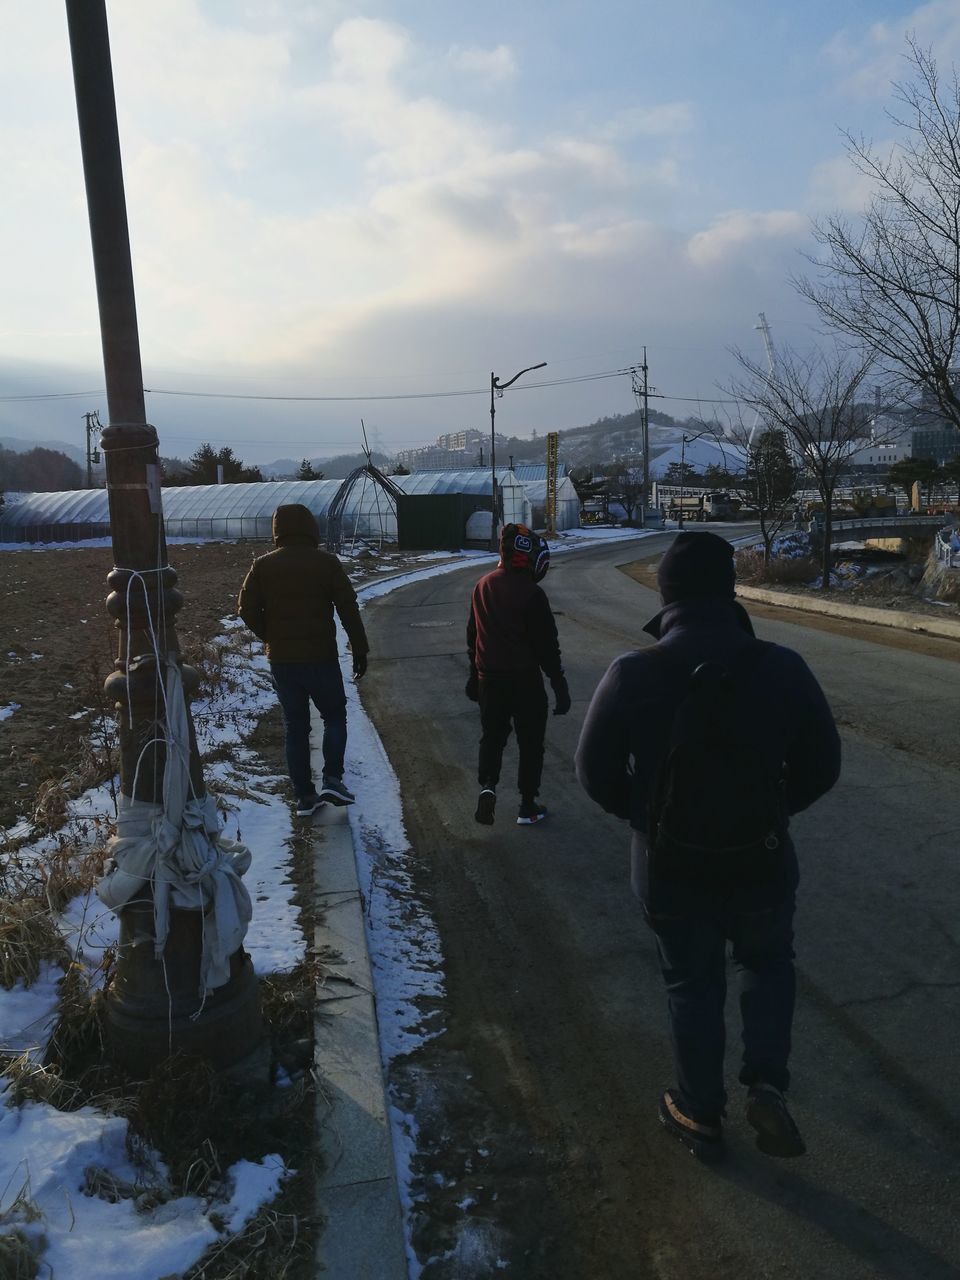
[648,637,774,681]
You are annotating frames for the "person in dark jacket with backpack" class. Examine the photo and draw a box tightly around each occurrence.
[466,523,570,826]
[575,531,840,1162]
[238,503,369,817]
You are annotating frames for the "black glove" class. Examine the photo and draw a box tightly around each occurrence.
[353,652,368,681]
[465,671,480,702]
[551,674,571,716]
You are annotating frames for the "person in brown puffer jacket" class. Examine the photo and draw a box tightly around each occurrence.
[238,503,369,816]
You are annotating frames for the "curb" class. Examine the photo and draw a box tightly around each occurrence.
[310,799,408,1279]
[735,582,960,640]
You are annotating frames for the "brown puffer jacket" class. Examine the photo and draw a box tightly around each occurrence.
[237,503,369,664]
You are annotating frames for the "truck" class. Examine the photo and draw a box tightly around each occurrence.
[665,492,740,522]
[852,490,898,518]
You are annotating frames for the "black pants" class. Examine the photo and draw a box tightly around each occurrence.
[477,672,548,799]
[635,833,799,1122]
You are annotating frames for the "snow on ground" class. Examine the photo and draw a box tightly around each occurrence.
[0,530,656,1277]
[0,536,230,552]
[0,1082,290,1280]
[0,964,62,1055]
[0,610,303,1274]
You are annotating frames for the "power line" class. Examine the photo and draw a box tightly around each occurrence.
[0,370,741,408]
[0,390,104,402]
[142,367,629,402]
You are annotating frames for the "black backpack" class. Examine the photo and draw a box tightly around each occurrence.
[648,641,786,884]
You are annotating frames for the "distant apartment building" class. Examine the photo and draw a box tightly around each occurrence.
[436,428,485,451]
[396,429,508,471]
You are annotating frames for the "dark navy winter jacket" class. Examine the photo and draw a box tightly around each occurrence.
[575,598,841,836]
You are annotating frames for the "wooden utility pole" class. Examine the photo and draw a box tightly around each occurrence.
[83,410,102,488]
[66,0,261,1073]
[631,352,650,525]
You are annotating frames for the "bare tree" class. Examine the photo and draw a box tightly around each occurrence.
[605,457,645,524]
[723,420,800,565]
[797,40,960,423]
[728,346,874,588]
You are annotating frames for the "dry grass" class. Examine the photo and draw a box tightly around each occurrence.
[0,1227,42,1280]
[0,1051,87,1111]
[44,960,108,1070]
[0,898,69,989]
[0,554,324,1279]
[184,1205,312,1280]
[735,548,820,585]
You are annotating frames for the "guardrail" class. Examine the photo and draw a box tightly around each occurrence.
[935,528,960,569]
[829,515,945,532]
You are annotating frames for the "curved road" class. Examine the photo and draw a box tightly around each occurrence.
[359,532,960,1280]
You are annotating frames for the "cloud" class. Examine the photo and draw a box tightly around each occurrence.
[823,1,960,99]
[448,43,517,82]
[686,210,809,266]
[329,15,411,80]
[807,148,893,213]
[0,2,820,458]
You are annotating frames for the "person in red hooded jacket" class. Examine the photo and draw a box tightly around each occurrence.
[466,523,570,826]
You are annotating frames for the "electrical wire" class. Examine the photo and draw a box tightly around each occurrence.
[142,367,630,402]
[1,367,743,411]
[0,390,103,401]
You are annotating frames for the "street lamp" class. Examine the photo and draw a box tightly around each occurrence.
[490,363,547,550]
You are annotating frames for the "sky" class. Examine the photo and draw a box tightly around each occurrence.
[3,0,960,465]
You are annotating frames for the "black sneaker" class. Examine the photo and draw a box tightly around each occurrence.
[319,777,355,806]
[517,801,547,825]
[746,1083,806,1157]
[475,788,496,825]
[658,1088,725,1163]
[295,793,324,818]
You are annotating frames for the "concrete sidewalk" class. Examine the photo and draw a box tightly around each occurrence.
[309,799,408,1279]
[736,582,960,640]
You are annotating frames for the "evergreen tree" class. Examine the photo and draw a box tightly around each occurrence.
[888,457,943,507]
[296,459,325,481]
[177,443,263,485]
[662,460,700,486]
[0,445,84,492]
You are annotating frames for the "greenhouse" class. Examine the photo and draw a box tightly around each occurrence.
[0,464,581,548]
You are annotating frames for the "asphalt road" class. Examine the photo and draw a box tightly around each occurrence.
[358,531,960,1280]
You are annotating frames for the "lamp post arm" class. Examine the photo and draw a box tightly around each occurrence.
[494,361,547,392]
[489,362,546,551]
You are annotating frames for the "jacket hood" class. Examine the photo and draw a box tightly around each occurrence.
[273,503,320,546]
[642,596,755,641]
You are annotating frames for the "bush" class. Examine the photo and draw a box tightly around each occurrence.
[736,548,819,586]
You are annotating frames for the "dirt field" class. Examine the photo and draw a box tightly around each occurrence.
[0,542,262,831]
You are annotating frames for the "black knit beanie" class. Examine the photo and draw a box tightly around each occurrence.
[657,531,735,603]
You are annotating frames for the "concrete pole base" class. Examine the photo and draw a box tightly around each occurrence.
[104,903,264,1077]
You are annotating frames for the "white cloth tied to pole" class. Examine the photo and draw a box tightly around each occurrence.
[97,663,253,995]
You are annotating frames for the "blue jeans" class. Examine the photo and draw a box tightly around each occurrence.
[270,661,347,798]
[637,836,797,1123]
